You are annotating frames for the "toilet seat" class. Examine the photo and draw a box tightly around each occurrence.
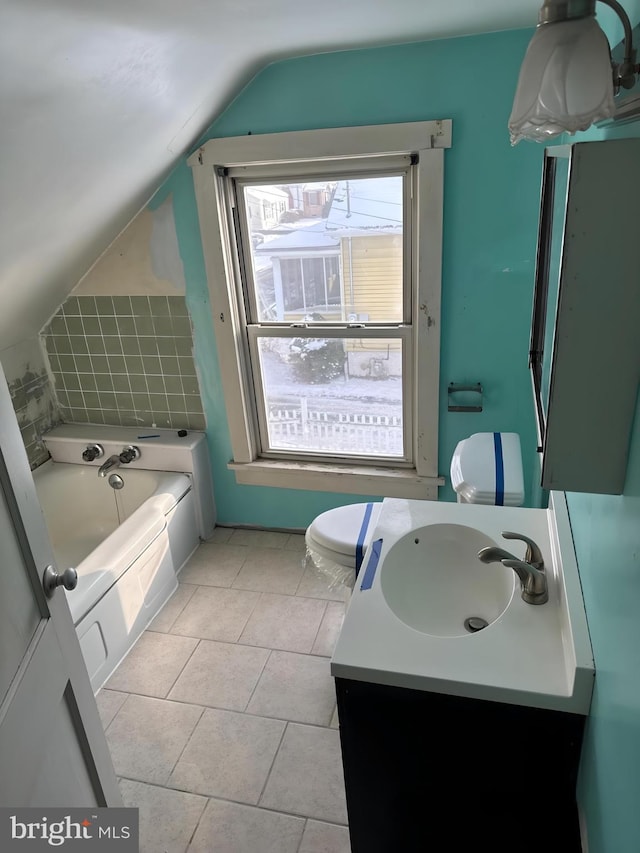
[306,502,381,570]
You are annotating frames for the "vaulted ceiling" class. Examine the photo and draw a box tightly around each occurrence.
[1,0,543,349]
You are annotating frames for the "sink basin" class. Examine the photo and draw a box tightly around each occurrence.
[380,523,515,638]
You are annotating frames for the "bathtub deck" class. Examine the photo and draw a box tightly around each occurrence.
[98,527,350,853]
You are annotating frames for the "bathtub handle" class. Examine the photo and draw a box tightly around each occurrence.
[43,565,78,598]
[119,445,140,464]
[82,444,104,462]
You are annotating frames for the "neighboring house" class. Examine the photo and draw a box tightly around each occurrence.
[256,225,341,320]
[255,176,404,377]
[327,176,403,323]
[285,182,334,218]
[245,186,289,230]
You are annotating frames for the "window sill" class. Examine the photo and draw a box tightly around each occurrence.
[228,459,444,499]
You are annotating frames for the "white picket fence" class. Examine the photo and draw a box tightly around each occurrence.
[268,399,403,455]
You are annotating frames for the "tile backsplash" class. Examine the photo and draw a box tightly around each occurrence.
[43,295,205,430]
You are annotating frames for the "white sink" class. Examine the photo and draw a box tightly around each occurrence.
[380,523,514,638]
[331,495,594,714]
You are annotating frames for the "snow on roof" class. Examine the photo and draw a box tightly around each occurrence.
[255,226,339,253]
[326,176,403,232]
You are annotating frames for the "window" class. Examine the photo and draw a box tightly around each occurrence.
[189,121,451,497]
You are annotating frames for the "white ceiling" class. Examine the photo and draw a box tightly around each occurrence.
[0,0,541,350]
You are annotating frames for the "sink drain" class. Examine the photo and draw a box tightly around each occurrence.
[464,616,489,633]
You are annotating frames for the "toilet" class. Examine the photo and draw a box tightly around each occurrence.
[305,501,382,588]
[304,432,524,588]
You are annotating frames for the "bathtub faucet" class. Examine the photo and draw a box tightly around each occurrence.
[98,455,123,477]
[97,445,140,477]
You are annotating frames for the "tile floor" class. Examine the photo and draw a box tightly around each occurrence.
[98,527,351,853]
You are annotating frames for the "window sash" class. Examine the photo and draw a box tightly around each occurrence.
[246,325,413,465]
[232,164,413,327]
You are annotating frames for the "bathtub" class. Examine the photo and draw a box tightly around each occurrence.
[33,460,200,690]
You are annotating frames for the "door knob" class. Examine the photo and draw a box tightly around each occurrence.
[43,565,78,597]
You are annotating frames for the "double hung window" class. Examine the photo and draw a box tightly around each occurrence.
[189,121,451,497]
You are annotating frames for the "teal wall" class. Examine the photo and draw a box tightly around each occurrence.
[161,28,543,527]
[568,18,640,849]
[573,391,640,853]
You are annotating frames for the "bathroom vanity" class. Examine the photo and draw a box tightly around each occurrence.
[335,677,584,852]
[331,495,593,852]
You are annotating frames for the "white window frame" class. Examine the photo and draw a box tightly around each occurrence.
[188,121,451,499]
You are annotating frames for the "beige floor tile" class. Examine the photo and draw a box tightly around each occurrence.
[285,533,307,552]
[105,632,198,698]
[96,689,128,730]
[232,547,306,595]
[296,567,351,602]
[260,724,347,824]
[205,526,234,543]
[148,583,198,633]
[239,593,327,653]
[107,694,203,786]
[119,778,207,853]
[311,601,346,657]
[170,586,260,642]
[299,820,351,853]
[169,640,269,711]
[169,708,285,803]
[188,799,304,853]
[247,651,335,726]
[228,529,290,549]
[179,543,248,587]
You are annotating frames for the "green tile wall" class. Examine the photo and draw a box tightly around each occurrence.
[43,295,205,430]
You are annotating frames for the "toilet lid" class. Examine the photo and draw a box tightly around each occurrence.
[308,503,380,559]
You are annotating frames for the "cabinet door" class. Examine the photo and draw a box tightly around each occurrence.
[532,139,640,494]
[336,677,584,853]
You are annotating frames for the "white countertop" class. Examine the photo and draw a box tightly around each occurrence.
[331,494,594,714]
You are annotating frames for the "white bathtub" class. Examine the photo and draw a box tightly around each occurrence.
[33,460,200,690]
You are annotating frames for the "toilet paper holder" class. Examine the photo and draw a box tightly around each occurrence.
[448,383,483,413]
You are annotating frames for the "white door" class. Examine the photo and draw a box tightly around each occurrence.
[0,364,120,806]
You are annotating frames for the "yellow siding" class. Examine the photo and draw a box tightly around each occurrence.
[341,234,403,352]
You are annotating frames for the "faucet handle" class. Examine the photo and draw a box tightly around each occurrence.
[82,443,104,462]
[502,560,548,605]
[119,445,140,464]
[501,532,544,570]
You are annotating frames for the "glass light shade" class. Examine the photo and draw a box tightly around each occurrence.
[509,17,615,145]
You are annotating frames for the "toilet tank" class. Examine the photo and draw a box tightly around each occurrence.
[450,432,524,506]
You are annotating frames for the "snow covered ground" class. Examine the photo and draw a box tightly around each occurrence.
[258,348,404,455]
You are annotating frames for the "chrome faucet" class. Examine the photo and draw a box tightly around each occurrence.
[478,531,548,605]
[98,455,122,478]
[97,445,140,478]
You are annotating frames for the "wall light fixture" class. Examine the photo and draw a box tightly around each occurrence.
[509,0,639,144]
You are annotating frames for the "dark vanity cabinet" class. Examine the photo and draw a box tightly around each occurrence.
[336,677,585,853]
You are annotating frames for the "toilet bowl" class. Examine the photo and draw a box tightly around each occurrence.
[305,502,381,588]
